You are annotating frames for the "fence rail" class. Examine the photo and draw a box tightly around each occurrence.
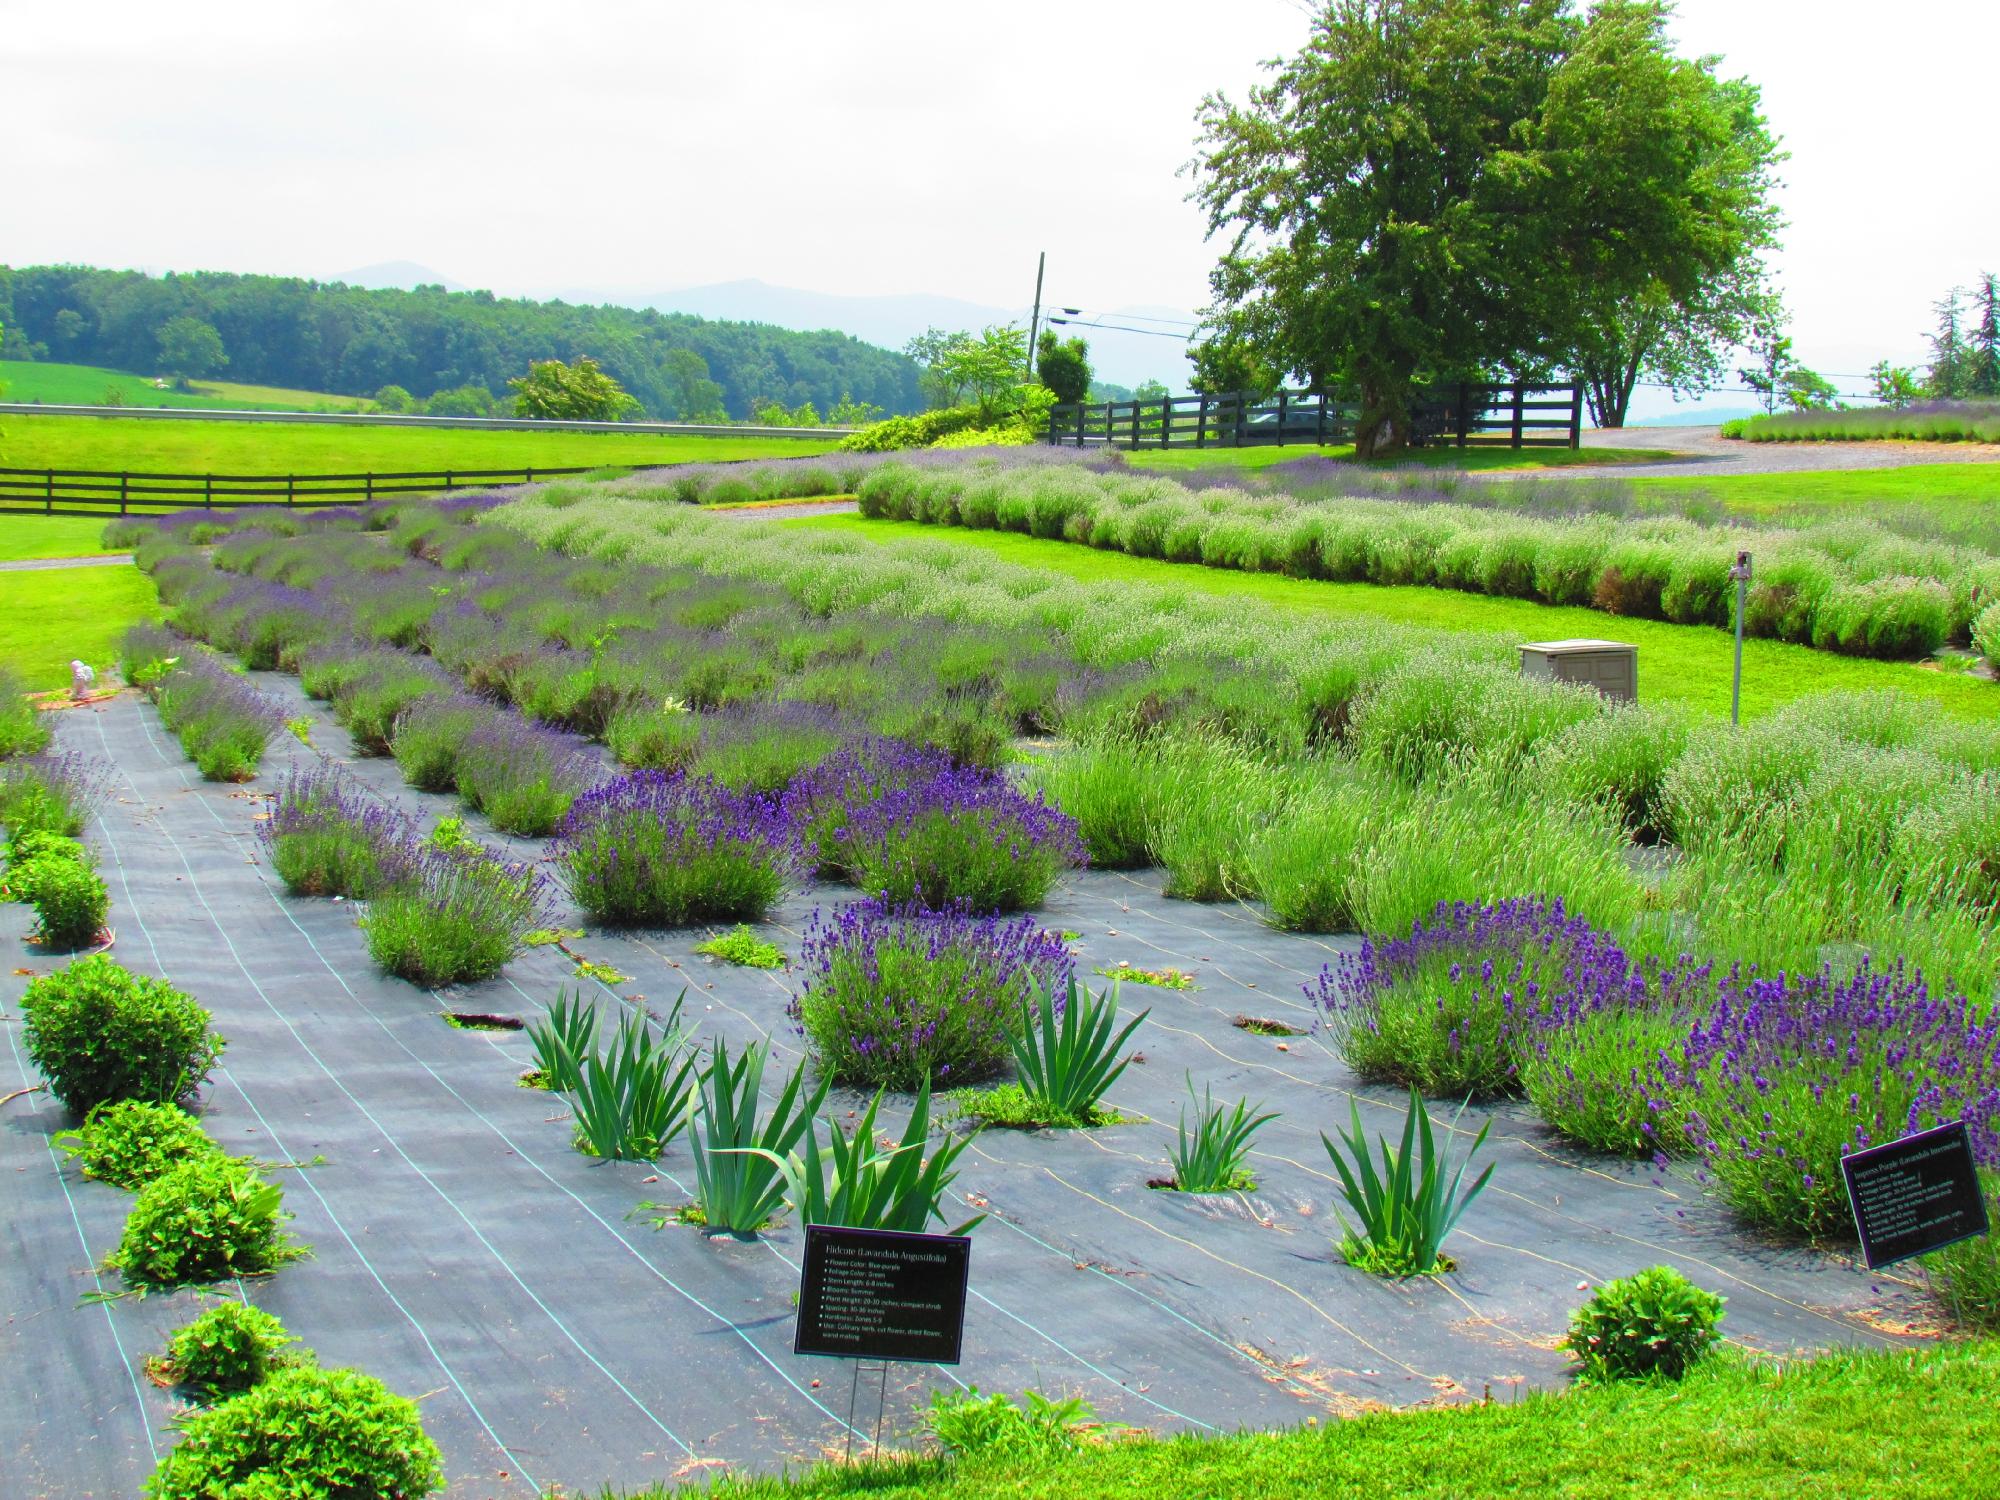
[1047,381,1582,452]
[0,464,619,518]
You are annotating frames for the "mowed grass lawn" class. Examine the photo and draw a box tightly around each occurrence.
[640,1341,2000,1500]
[785,514,1996,720]
[0,413,842,478]
[0,515,127,561]
[0,359,371,412]
[1633,461,2000,515]
[0,562,159,690]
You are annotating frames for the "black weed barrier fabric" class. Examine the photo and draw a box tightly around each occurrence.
[0,686,1935,1498]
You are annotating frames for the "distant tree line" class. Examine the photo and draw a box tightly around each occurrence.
[0,264,923,421]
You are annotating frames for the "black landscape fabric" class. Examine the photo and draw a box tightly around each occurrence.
[1,686,1936,1498]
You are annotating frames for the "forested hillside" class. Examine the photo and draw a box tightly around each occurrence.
[0,265,922,420]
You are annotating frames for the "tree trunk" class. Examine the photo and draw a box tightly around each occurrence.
[1353,380,1411,458]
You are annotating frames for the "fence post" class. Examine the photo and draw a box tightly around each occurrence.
[287,474,295,507]
[1568,379,1584,449]
[526,465,535,484]
[46,469,54,516]
[1315,391,1326,446]
[1456,383,1471,448]
[444,469,454,492]
[1510,380,1525,448]
[1233,393,1246,448]
[204,473,213,507]
[120,472,129,516]
[1196,396,1209,449]
[1075,403,1086,447]
[365,473,374,503]
[1276,390,1289,448]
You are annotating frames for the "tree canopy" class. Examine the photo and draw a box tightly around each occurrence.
[0,264,921,421]
[1191,0,1783,450]
[1035,331,1092,406]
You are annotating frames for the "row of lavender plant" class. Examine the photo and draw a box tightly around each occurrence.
[259,765,549,986]
[854,460,1999,657]
[1310,897,2000,1246]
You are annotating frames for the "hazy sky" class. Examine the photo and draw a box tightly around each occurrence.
[5,0,1995,404]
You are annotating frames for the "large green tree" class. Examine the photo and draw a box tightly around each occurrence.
[507,355,639,421]
[1191,0,1782,452]
[1035,331,1092,405]
[1543,5,1784,427]
[156,315,227,385]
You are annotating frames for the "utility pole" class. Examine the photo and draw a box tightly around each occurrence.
[1025,251,1046,379]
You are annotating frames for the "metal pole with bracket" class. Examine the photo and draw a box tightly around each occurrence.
[1730,550,1752,726]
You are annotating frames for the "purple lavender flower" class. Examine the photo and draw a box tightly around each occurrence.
[792,895,1075,1089]
[557,769,797,926]
[260,765,419,898]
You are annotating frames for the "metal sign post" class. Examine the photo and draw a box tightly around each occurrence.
[1729,550,1752,726]
[796,1225,972,1464]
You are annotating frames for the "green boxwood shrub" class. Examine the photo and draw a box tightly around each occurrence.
[27,857,109,948]
[0,668,50,758]
[160,1302,304,1398]
[1564,1266,1726,1381]
[20,955,224,1113]
[145,1365,443,1499]
[111,1155,303,1287]
[56,1100,223,1189]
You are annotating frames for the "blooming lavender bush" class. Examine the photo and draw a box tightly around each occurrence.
[150,657,286,782]
[258,766,416,899]
[781,738,962,878]
[838,768,1086,913]
[362,844,549,987]
[1648,958,2000,1239]
[453,716,599,837]
[557,771,796,926]
[791,897,1074,1090]
[1309,898,1651,1100]
[322,649,455,755]
[2,751,111,845]
[387,694,493,793]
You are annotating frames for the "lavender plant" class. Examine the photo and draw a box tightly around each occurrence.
[387,694,494,793]
[1,751,112,843]
[557,771,796,927]
[1648,958,2000,1239]
[151,656,285,782]
[780,738,961,878]
[361,845,549,987]
[792,897,1074,1089]
[452,716,599,837]
[1310,898,1651,1100]
[839,768,1087,913]
[258,766,417,899]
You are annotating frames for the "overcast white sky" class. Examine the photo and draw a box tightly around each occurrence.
[4,0,1995,405]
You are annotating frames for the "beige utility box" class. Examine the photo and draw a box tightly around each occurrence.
[1519,639,1638,702]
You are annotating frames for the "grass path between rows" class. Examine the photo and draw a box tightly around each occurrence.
[626,1340,2000,1500]
[0,561,159,689]
[782,514,1996,720]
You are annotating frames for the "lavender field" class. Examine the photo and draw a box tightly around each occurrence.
[3,469,1997,1495]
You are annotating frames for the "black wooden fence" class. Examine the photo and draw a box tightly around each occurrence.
[1047,381,1583,452]
[0,464,620,518]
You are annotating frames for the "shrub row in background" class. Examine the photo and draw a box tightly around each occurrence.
[854,459,1998,657]
[1722,399,2000,444]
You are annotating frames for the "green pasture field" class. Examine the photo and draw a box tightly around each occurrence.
[0,515,126,561]
[0,413,841,483]
[0,358,371,412]
[786,514,1995,720]
[0,561,159,689]
[650,1339,2000,1500]
[1126,442,1674,474]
